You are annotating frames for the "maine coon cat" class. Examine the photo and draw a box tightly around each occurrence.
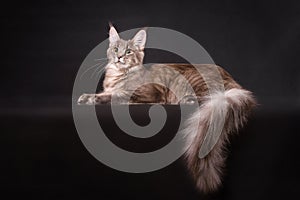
[78,25,256,193]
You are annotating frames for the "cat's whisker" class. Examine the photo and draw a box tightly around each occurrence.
[94,58,108,61]
[95,65,107,80]
[91,63,106,79]
[80,61,106,79]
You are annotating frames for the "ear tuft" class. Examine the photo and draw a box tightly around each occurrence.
[132,29,147,50]
[109,25,120,44]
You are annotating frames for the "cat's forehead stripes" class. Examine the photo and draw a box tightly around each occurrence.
[114,39,127,48]
[113,39,139,51]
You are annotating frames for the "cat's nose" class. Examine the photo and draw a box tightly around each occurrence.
[119,57,125,63]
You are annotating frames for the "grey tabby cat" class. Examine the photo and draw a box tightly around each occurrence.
[78,25,256,193]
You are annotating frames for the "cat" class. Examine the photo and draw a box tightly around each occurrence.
[78,25,256,193]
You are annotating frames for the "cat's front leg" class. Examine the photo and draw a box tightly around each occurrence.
[94,93,112,104]
[78,93,96,105]
[77,93,112,105]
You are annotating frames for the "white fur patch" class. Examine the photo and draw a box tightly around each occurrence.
[183,88,254,158]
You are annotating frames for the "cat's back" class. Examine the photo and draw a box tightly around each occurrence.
[150,63,227,76]
[149,63,241,90]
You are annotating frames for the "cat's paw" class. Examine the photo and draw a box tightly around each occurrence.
[77,93,96,105]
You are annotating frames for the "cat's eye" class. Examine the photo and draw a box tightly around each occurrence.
[125,49,132,55]
[113,47,118,53]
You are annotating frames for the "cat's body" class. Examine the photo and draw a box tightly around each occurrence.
[78,25,256,193]
[80,63,241,104]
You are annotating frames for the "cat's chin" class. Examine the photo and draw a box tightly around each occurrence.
[115,63,130,70]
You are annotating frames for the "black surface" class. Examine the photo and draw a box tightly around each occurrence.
[2,107,300,199]
[1,0,300,199]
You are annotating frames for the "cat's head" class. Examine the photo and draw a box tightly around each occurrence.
[107,25,146,70]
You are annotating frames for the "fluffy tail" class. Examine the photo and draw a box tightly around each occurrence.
[182,88,256,193]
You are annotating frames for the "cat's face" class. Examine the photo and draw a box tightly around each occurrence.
[107,26,146,70]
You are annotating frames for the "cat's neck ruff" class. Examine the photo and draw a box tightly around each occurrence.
[105,63,143,77]
[128,65,143,74]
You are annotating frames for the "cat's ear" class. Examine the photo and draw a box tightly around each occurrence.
[132,29,147,50]
[109,25,120,44]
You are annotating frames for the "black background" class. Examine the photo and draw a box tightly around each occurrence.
[1,0,300,199]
